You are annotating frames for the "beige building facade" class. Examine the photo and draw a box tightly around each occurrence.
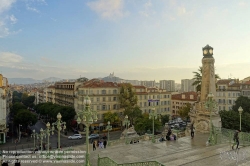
[0,74,11,144]
[171,91,197,117]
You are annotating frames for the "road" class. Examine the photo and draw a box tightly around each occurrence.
[0,120,122,151]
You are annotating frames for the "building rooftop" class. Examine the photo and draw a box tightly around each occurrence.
[172,91,197,101]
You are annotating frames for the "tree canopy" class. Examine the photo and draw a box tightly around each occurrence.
[134,113,161,134]
[119,83,139,124]
[14,109,37,128]
[160,114,170,126]
[179,103,191,121]
[103,111,119,123]
[232,96,250,114]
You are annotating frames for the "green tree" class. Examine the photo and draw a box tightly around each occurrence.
[22,96,35,108]
[134,113,161,134]
[119,83,138,124]
[123,106,142,125]
[21,93,29,102]
[192,66,220,92]
[14,109,37,128]
[179,103,191,124]
[12,102,26,115]
[103,111,119,123]
[160,114,169,126]
[232,96,250,114]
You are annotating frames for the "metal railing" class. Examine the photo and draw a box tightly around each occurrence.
[98,155,165,166]
[212,126,250,146]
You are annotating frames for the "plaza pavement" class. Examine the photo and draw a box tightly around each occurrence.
[3,133,250,166]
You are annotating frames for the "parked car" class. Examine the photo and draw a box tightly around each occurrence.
[88,134,99,140]
[68,134,82,140]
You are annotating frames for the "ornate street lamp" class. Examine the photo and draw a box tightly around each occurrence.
[77,96,98,166]
[106,121,112,145]
[123,115,130,144]
[52,112,66,150]
[204,93,218,145]
[45,122,54,153]
[18,124,22,142]
[238,106,243,131]
[31,130,38,149]
[149,108,160,143]
[37,128,46,151]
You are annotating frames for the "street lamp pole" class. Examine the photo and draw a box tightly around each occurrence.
[37,128,46,151]
[238,106,243,131]
[31,130,38,149]
[18,124,22,142]
[123,115,130,144]
[205,93,217,145]
[45,122,54,153]
[52,113,66,150]
[149,108,159,143]
[106,121,112,146]
[77,96,98,166]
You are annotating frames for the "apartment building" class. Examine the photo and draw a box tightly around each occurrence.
[0,74,11,144]
[216,79,241,111]
[181,79,196,92]
[54,77,88,108]
[135,86,172,116]
[47,85,55,103]
[140,80,155,87]
[171,91,197,117]
[77,79,172,123]
[240,81,250,98]
[159,80,175,92]
[38,91,44,103]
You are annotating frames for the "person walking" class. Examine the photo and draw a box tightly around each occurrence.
[103,140,107,148]
[190,124,195,139]
[232,130,240,150]
[93,141,96,151]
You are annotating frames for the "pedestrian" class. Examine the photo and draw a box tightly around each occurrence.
[232,130,240,150]
[93,141,96,151]
[190,124,195,139]
[103,140,107,148]
[166,129,172,141]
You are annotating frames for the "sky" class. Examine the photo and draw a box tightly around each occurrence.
[0,0,250,83]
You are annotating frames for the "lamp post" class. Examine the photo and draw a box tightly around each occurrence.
[37,128,46,151]
[123,115,130,144]
[149,108,160,143]
[106,121,112,145]
[238,106,243,131]
[52,112,66,150]
[76,96,98,166]
[204,93,217,145]
[31,130,38,149]
[45,122,54,153]
[18,124,22,142]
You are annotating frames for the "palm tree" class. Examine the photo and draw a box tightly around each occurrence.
[192,66,220,92]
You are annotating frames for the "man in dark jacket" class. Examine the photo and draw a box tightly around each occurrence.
[103,140,107,148]
[232,130,240,150]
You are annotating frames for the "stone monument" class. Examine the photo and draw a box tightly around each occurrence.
[189,45,221,133]
[120,125,139,139]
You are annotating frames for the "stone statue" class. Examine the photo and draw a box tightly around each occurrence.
[120,126,139,139]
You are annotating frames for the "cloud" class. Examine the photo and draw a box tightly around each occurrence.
[0,52,23,63]
[0,0,16,37]
[87,0,128,20]
[26,4,40,13]
[9,14,17,24]
[139,0,155,17]
[177,6,186,16]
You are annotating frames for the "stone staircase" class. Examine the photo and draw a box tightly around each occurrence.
[90,133,250,166]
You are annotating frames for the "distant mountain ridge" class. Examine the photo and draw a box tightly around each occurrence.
[8,77,62,84]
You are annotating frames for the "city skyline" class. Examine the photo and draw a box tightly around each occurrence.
[0,0,250,82]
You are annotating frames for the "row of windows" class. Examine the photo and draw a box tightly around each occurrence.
[216,92,241,97]
[139,101,170,107]
[78,96,118,102]
[78,104,120,111]
[139,95,170,100]
[143,107,170,113]
[79,89,118,95]
[217,99,236,105]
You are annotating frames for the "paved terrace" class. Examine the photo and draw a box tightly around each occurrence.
[2,133,250,166]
